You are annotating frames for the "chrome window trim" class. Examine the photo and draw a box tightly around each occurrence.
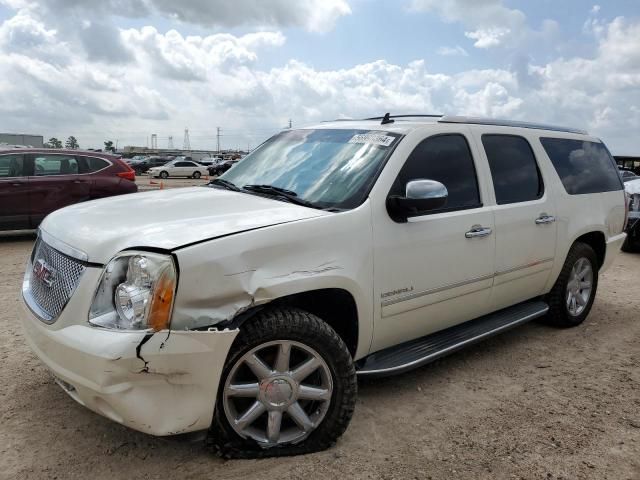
[30,153,113,177]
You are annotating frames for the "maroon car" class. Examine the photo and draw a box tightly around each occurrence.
[0,148,137,231]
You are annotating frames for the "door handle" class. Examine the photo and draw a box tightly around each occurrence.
[10,182,23,186]
[465,225,492,238]
[535,214,556,225]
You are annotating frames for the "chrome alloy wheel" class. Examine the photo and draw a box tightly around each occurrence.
[222,340,333,447]
[566,257,593,317]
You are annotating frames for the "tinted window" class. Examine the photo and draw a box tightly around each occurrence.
[540,138,623,194]
[482,135,543,204]
[390,134,480,212]
[33,155,79,176]
[84,157,109,172]
[175,162,193,167]
[0,154,25,177]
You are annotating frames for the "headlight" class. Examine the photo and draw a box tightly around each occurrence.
[89,252,177,331]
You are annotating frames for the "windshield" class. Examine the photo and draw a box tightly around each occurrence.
[220,128,402,209]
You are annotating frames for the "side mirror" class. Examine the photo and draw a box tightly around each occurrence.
[387,179,448,222]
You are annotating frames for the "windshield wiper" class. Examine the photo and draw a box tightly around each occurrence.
[242,184,319,209]
[209,178,241,191]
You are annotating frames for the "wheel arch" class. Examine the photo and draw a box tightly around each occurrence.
[573,231,606,269]
[224,288,360,359]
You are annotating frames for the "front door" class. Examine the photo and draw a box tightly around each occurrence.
[27,153,91,227]
[473,131,557,310]
[372,131,496,352]
[0,153,29,230]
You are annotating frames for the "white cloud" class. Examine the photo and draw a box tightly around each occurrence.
[436,45,468,56]
[0,7,638,154]
[410,0,555,50]
[464,27,509,48]
[2,0,352,33]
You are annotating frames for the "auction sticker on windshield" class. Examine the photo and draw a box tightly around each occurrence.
[348,132,396,147]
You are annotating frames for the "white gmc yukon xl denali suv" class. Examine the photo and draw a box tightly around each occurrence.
[19,115,627,457]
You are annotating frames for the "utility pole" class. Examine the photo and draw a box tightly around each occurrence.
[216,127,221,154]
[168,136,174,149]
[288,119,292,129]
[182,128,191,151]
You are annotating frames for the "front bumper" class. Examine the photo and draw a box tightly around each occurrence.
[19,300,237,436]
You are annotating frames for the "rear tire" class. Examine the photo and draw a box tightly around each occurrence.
[621,235,639,253]
[544,242,598,328]
[207,307,357,458]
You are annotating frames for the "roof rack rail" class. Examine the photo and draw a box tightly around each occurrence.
[438,115,587,135]
[365,114,443,120]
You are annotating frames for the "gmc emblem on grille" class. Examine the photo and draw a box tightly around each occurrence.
[33,259,57,287]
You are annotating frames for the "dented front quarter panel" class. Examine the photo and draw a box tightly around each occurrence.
[172,202,375,360]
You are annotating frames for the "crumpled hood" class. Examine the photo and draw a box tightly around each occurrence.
[41,187,328,263]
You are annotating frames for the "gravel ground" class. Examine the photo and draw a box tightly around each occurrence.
[1,230,639,479]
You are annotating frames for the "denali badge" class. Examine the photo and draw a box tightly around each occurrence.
[33,259,57,287]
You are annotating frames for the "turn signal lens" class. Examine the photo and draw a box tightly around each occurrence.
[148,266,176,331]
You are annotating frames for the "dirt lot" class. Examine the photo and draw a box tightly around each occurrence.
[1,232,639,479]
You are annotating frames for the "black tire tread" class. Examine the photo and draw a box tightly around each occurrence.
[544,242,598,328]
[207,307,357,459]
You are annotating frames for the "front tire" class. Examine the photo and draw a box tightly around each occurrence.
[544,242,598,328]
[193,171,202,179]
[159,171,169,179]
[208,307,357,458]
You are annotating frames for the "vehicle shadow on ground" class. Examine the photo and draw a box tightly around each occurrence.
[17,318,555,466]
[0,232,36,243]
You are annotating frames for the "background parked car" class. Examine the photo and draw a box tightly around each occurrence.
[623,178,640,252]
[618,167,638,182]
[197,156,223,167]
[148,159,209,179]
[0,148,137,231]
[131,156,174,174]
[207,159,237,176]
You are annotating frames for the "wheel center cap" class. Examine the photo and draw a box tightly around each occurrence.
[261,378,295,407]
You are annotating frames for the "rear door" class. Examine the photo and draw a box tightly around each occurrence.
[28,153,91,227]
[472,130,557,310]
[174,161,193,176]
[0,153,29,230]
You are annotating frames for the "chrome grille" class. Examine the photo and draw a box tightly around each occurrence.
[23,239,86,323]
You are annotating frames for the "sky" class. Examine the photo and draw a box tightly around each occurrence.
[0,0,638,154]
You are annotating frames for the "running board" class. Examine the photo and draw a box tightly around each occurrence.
[357,300,549,377]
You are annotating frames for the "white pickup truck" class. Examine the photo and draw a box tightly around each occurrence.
[19,114,627,457]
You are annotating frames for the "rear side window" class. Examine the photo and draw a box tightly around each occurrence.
[0,154,25,177]
[482,135,544,204]
[540,138,623,194]
[390,134,481,212]
[33,155,79,176]
[84,157,110,172]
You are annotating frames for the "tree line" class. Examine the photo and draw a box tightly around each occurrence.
[44,137,116,153]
